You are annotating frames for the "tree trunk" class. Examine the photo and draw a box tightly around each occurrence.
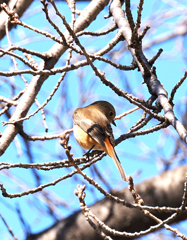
[27,164,187,240]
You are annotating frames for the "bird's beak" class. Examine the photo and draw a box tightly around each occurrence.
[112,120,116,126]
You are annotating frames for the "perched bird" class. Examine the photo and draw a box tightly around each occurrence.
[73,100,127,181]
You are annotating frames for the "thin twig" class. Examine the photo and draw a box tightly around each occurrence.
[77,23,117,37]
[169,71,187,104]
[115,107,139,120]
[0,214,18,240]
[128,176,187,240]
[148,48,163,67]
[139,25,150,41]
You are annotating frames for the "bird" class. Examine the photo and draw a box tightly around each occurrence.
[73,100,127,181]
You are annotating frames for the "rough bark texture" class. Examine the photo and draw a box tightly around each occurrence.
[27,164,187,240]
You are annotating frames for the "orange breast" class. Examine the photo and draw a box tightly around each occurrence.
[73,125,103,151]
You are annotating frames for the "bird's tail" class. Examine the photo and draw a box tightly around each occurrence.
[104,138,127,182]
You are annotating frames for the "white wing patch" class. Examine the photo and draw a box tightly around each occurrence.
[80,119,93,127]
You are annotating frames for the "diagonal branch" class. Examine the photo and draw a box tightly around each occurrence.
[0,0,110,156]
[110,0,187,144]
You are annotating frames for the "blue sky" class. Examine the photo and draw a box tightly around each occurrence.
[0,0,187,239]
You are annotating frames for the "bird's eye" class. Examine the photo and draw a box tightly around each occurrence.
[109,111,113,116]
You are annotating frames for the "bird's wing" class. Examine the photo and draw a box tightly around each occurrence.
[104,123,115,147]
[73,114,106,148]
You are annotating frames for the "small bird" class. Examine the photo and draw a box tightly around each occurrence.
[73,100,127,181]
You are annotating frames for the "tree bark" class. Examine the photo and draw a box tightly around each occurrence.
[27,164,187,240]
[0,0,34,41]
